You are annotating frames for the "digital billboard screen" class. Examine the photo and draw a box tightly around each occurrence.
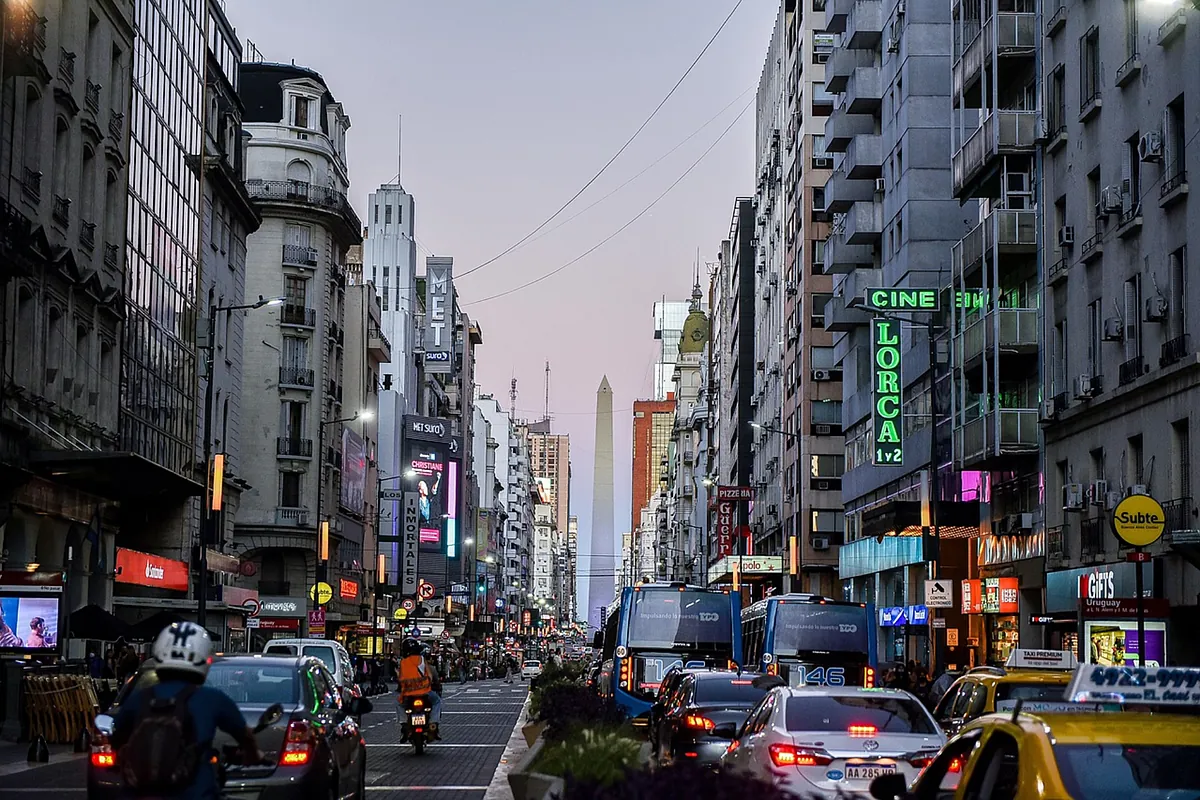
[0,595,60,651]
[405,440,459,554]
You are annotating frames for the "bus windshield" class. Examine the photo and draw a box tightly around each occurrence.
[626,590,733,650]
[772,603,869,655]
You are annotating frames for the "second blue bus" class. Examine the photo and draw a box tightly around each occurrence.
[741,593,877,688]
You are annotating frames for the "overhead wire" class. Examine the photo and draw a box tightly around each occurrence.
[455,0,746,281]
[464,97,754,306]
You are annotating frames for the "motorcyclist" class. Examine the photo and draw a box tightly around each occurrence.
[397,637,442,740]
[111,622,263,800]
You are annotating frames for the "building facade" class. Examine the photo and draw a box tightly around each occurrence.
[653,300,690,401]
[630,398,675,533]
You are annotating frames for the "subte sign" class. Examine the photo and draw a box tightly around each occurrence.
[871,318,903,465]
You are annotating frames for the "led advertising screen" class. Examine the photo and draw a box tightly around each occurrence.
[405,440,459,555]
[0,595,60,650]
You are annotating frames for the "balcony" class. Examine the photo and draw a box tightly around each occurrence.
[84,79,100,113]
[274,507,309,528]
[279,367,315,388]
[953,11,1037,102]
[21,167,41,202]
[823,223,875,273]
[1159,7,1186,47]
[826,46,872,94]
[1048,255,1069,286]
[843,134,882,179]
[954,407,1038,469]
[845,66,882,115]
[327,321,342,343]
[368,327,392,361]
[51,195,70,227]
[1160,169,1188,209]
[277,437,314,458]
[282,242,318,267]
[1161,334,1191,368]
[1116,204,1143,239]
[245,180,363,240]
[1079,90,1102,123]
[1080,517,1106,561]
[103,242,120,270]
[79,221,95,253]
[108,111,123,141]
[844,199,883,245]
[4,5,47,79]
[1118,355,1147,386]
[952,208,1037,277]
[960,308,1038,372]
[57,47,74,85]
[281,303,316,327]
[824,293,871,332]
[825,103,876,153]
[844,0,883,49]
[1080,230,1104,263]
[952,111,1039,198]
[1115,53,1142,88]
[825,168,876,213]
[1045,4,1066,37]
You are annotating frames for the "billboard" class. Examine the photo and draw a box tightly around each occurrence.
[402,415,460,560]
[340,428,367,515]
[871,318,903,465]
[424,256,455,374]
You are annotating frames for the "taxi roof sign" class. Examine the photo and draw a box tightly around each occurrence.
[1005,649,1079,670]
[1068,664,1200,707]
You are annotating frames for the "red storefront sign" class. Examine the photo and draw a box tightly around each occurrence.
[115,547,189,592]
[961,579,983,614]
[716,501,734,559]
[339,578,358,600]
[997,577,1020,613]
[257,618,299,631]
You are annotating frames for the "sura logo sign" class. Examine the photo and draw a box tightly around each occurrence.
[871,318,903,465]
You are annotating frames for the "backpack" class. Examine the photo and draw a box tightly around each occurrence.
[118,685,202,795]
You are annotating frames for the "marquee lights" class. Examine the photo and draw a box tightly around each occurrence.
[872,318,903,465]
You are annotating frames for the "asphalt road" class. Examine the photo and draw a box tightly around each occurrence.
[3,678,530,800]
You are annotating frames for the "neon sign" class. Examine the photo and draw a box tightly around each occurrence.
[871,318,903,465]
[863,287,987,312]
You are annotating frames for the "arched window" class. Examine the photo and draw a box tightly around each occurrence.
[46,306,64,396]
[22,87,41,197]
[99,339,113,425]
[15,287,35,387]
[53,117,70,200]
[286,159,312,198]
[81,145,97,227]
[75,324,91,403]
[104,169,120,250]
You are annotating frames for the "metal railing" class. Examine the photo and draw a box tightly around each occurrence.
[1080,516,1106,558]
[103,242,120,270]
[85,80,101,113]
[282,243,318,266]
[1118,355,1145,386]
[1164,497,1192,534]
[57,48,74,84]
[280,304,315,327]
[1115,53,1141,86]
[276,437,313,457]
[80,221,96,252]
[1046,525,1066,561]
[22,167,41,201]
[1081,231,1103,260]
[245,179,362,232]
[1161,169,1187,198]
[51,195,70,226]
[1048,255,1069,283]
[1161,334,1190,367]
[279,367,315,387]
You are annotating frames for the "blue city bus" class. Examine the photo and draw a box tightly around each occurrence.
[597,582,743,719]
[741,594,877,688]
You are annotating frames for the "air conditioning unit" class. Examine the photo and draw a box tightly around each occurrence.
[1103,317,1124,341]
[1063,483,1085,510]
[1138,131,1163,163]
[786,281,798,296]
[886,35,899,53]
[813,156,833,168]
[1105,490,1122,510]
[1075,373,1095,398]
[813,423,833,435]
[768,504,779,517]
[1014,512,1034,532]
[1087,480,1109,505]
[812,369,834,381]
[1041,399,1057,420]
[874,178,886,193]
[1145,295,1169,322]
[1101,186,1123,214]
[811,536,831,551]
[1057,226,1075,247]
[1128,484,1148,496]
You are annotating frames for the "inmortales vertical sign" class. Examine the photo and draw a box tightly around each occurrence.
[871,318,903,465]
[401,493,421,595]
[424,256,455,375]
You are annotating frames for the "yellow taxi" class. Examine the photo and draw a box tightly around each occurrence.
[871,663,1200,800]
[932,650,1077,735]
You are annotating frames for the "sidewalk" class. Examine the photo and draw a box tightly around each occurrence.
[0,738,87,778]
[484,694,530,800]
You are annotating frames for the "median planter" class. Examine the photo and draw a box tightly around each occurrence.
[522,719,547,747]
[507,736,564,800]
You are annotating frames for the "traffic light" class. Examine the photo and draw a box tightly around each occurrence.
[476,576,486,594]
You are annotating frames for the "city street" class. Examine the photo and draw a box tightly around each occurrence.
[2,680,529,800]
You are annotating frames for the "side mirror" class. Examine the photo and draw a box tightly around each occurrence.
[870,772,909,800]
[591,632,603,649]
[349,696,374,716]
[713,722,738,739]
[94,714,114,736]
[255,703,284,732]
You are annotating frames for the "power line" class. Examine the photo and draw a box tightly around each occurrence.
[464,97,754,306]
[455,0,746,281]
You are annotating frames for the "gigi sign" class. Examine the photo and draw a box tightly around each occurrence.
[872,318,903,465]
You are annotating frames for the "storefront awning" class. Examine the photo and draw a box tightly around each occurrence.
[861,500,982,540]
[31,450,204,501]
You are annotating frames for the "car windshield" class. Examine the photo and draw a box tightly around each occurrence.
[693,677,769,707]
[524,661,540,667]
[300,645,337,674]
[207,663,298,705]
[1055,744,1200,799]
[994,681,1068,704]
[785,694,937,734]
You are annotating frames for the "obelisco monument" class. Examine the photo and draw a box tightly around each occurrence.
[588,376,616,632]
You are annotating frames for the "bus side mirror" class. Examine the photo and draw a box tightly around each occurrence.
[591,632,603,650]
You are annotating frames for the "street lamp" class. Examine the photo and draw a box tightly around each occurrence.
[197,294,284,629]
[314,409,373,614]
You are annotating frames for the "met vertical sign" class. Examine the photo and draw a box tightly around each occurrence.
[872,318,903,465]
[424,256,455,375]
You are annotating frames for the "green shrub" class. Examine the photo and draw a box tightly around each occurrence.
[535,729,642,785]
[535,683,624,742]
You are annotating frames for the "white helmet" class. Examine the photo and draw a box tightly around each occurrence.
[151,621,213,678]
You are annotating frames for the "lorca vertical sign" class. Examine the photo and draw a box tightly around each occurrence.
[424,256,455,375]
[871,318,903,465]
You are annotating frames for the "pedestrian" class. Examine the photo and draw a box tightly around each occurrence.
[929,666,960,708]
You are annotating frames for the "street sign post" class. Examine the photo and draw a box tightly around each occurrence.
[1111,493,1166,667]
[308,582,333,606]
[925,580,953,608]
[308,608,325,637]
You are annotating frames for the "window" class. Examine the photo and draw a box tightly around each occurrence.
[1172,419,1190,500]
[285,275,307,305]
[280,400,304,440]
[1088,300,1101,376]
[1047,64,1066,134]
[809,454,844,478]
[1123,275,1141,361]
[1087,168,1102,233]
[292,94,311,128]
[811,400,842,425]
[811,346,836,370]
[810,509,843,534]
[962,732,1020,800]
[1165,95,1186,180]
[812,238,826,271]
[1170,246,1187,339]
[811,293,831,329]
[280,471,302,507]
[1080,27,1100,110]
[385,204,392,224]
[282,336,308,370]
[1128,434,1144,485]
[1123,133,1140,212]
[1053,321,1068,396]
[812,186,826,211]
[1124,0,1137,59]
[23,87,40,175]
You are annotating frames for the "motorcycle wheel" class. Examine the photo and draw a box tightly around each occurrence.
[413,738,425,755]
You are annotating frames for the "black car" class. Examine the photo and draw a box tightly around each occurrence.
[88,655,370,800]
[651,670,774,766]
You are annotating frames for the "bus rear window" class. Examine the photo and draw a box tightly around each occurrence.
[1054,744,1200,799]
[627,591,732,649]
[773,603,869,654]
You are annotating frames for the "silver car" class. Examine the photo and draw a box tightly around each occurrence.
[721,686,944,798]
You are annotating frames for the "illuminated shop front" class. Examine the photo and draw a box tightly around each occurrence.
[962,577,1020,665]
[1044,562,1168,666]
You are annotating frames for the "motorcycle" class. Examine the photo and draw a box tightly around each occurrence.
[400,694,435,755]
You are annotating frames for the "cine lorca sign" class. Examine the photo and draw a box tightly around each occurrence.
[871,318,903,465]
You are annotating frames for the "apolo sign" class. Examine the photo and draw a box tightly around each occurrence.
[1111,494,1166,548]
[871,318,903,465]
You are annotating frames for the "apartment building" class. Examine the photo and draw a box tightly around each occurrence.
[1041,0,1200,662]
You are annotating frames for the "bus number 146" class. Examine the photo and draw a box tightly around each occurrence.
[792,666,846,686]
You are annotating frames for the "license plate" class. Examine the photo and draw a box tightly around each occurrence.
[845,764,896,781]
[411,714,427,725]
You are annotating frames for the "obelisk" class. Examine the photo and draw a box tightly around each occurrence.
[588,376,616,632]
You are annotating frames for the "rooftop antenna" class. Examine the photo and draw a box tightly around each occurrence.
[510,377,518,420]
[544,361,551,424]
[397,115,403,186]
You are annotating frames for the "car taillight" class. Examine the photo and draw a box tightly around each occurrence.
[280,719,315,766]
[413,699,424,708]
[909,754,937,769]
[90,732,116,769]
[769,744,832,767]
[684,714,715,732]
[848,724,878,737]
[864,667,876,688]
[948,756,964,773]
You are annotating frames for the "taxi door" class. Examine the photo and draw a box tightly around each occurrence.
[954,727,1022,800]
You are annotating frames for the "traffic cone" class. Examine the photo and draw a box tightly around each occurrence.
[74,728,91,753]
[27,735,49,763]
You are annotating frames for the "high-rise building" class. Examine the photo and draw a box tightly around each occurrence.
[666,283,710,584]
[588,376,615,630]
[526,421,570,547]
[234,61,364,639]
[566,515,579,621]
[631,398,675,533]
[653,300,691,401]
[1040,1,1199,658]
[0,0,134,622]
[362,183,418,411]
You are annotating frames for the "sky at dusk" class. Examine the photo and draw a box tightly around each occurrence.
[226,0,778,611]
